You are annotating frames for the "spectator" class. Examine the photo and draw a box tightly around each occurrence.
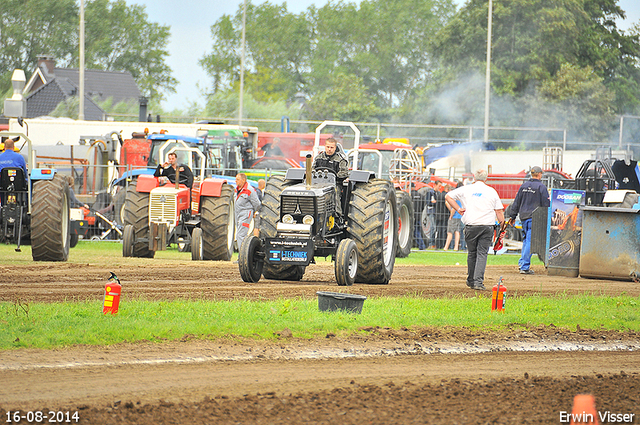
[256,179,266,202]
[508,166,550,274]
[262,138,284,157]
[411,185,427,250]
[422,182,438,248]
[235,173,261,250]
[446,169,504,291]
[444,184,463,251]
[153,152,194,188]
[0,137,28,187]
[67,176,89,209]
[433,180,448,249]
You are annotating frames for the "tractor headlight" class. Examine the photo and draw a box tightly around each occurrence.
[302,215,314,225]
[282,214,295,224]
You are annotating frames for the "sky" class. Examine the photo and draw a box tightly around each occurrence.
[126,0,640,111]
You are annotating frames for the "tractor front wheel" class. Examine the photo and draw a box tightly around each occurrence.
[191,227,203,261]
[335,238,357,286]
[239,235,264,283]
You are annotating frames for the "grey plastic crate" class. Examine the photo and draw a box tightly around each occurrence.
[317,291,366,314]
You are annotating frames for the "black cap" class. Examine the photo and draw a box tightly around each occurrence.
[531,166,543,174]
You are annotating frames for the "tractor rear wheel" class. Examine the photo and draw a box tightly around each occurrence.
[122,180,154,258]
[395,190,413,258]
[348,179,398,284]
[199,184,235,260]
[260,175,306,281]
[31,174,71,261]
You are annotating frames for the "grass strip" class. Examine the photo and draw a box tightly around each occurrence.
[1,295,637,350]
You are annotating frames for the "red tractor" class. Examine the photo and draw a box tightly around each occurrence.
[122,144,235,260]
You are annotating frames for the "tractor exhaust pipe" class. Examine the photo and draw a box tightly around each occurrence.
[305,154,312,190]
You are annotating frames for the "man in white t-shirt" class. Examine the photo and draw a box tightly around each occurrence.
[445,169,504,290]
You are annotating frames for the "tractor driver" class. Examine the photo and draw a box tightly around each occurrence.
[312,137,349,180]
[0,137,29,187]
[313,137,349,215]
[154,152,194,188]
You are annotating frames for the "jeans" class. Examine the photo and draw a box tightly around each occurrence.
[463,225,493,287]
[519,218,533,271]
[414,222,426,249]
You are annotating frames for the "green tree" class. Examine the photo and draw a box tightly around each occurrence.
[202,89,303,132]
[306,72,381,122]
[83,0,176,101]
[431,0,640,110]
[309,0,456,107]
[0,0,176,102]
[530,63,615,141]
[200,2,311,101]
[200,0,456,109]
[0,0,77,94]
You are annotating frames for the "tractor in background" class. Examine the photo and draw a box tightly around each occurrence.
[0,130,72,261]
[122,143,235,260]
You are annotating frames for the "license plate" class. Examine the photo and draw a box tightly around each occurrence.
[266,238,313,265]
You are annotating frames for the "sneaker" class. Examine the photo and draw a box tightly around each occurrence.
[466,282,475,289]
[520,269,534,275]
[473,283,487,291]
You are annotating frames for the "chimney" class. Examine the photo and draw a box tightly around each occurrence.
[138,96,148,122]
[37,55,55,78]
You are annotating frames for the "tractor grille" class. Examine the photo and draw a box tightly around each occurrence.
[282,196,317,216]
[281,192,334,234]
[149,193,178,226]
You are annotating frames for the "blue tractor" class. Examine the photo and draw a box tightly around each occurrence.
[0,131,72,261]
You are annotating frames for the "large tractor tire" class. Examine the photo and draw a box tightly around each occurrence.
[122,181,154,258]
[199,184,235,261]
[348,179,398,284]
[395,190,413,258]
[260,175,306,281]
[31,174,71,261]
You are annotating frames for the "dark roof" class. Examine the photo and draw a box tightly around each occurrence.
[26,78,105,121]
[53,68,141,104]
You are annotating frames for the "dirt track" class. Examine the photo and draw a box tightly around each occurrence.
[1,259,639,423]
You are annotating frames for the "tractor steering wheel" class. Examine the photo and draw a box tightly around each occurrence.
[313,166,338,176]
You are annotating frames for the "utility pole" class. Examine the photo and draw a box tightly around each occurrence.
[79,0,85,120]
[239,0,247,126]
[483,0,493,144]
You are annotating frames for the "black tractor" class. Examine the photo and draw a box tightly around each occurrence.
[238,121,398,286]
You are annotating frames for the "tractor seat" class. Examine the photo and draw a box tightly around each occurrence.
[0,167,27,192]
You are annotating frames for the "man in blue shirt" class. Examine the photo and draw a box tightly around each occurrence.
[508,166,550,274]
[0,137,28,186]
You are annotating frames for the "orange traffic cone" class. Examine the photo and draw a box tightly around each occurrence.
[569,394,598,425]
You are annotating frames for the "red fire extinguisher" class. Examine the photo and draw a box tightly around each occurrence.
[103,272,121,315]
[492,276,506,312]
